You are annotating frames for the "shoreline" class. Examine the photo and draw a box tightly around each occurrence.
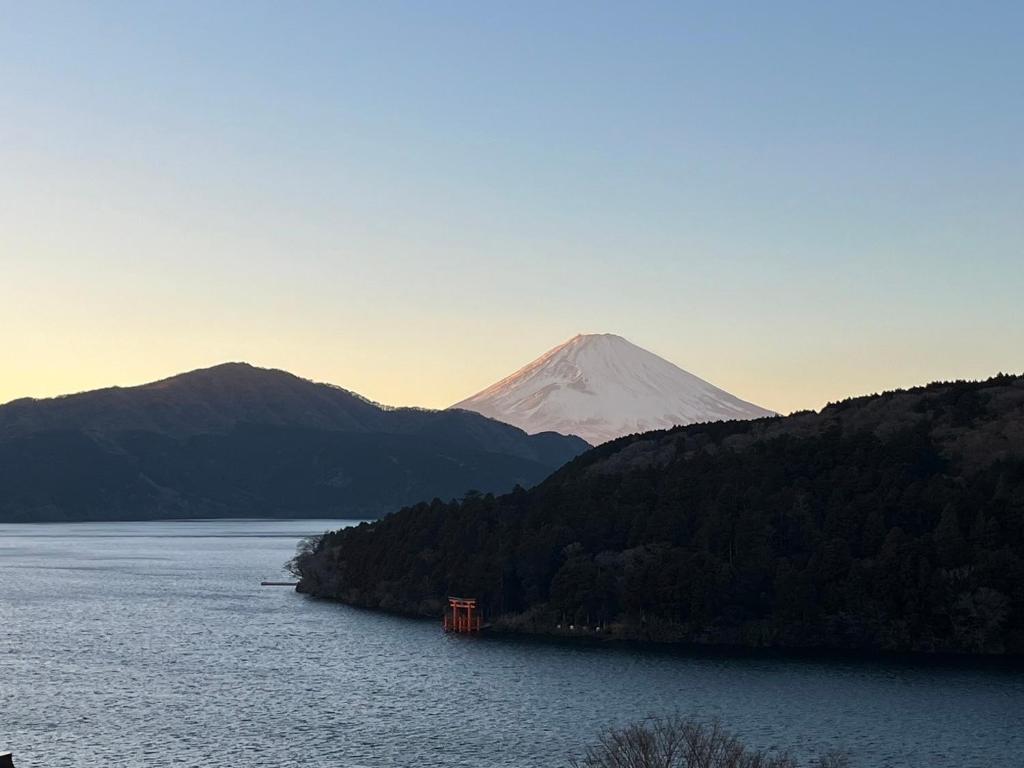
[296,590,1024,669]
[0,516,373,526]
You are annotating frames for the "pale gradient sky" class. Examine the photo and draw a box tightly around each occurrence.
[2,2,1022,415]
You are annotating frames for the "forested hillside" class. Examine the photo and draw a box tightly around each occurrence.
[0,363,587,521]
[298,374,1024,655]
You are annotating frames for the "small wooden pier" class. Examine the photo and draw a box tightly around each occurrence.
[443,596,481,633]
[260,581,298,587]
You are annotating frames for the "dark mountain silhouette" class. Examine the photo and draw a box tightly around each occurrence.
[0,363,588,522]
[298,373,1024,655]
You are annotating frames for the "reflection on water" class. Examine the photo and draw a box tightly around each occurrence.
[1,520,1022,767]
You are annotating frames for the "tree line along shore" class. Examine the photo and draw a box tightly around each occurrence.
[296,374,1024,656]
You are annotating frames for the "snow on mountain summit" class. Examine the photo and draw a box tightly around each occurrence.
[450,333,775,445]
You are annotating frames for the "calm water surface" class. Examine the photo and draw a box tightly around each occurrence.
[2,520,1022,767]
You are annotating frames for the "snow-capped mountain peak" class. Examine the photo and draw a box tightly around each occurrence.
[450,333,775,445]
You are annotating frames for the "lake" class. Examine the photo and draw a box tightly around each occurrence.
[1,519,1022,767]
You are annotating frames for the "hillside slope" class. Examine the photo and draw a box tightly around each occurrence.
[300,374,1024,655]
[0,363,588,522]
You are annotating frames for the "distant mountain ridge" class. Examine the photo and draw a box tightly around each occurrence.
[451,333,775,445]
[0,363,386,439]
[0,363,588,522]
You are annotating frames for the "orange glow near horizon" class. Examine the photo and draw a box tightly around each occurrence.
[3,4,1021,417]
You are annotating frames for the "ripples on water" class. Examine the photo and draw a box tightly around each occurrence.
[1,520,1022,767]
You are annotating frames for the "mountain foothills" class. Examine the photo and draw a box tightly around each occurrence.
[0,364,588,522]
[452,333,774,445]
[298,374,1024,655]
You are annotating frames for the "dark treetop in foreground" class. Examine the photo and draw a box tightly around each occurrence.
[0,363,587,522]
[570,716,847,768]
[298,374,1024,655]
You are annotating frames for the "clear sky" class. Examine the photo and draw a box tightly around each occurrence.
[2,1,1021,414]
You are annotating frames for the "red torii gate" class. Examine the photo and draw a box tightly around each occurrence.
[443,596,481,633]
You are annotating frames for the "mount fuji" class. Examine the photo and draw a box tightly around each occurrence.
[451,333,775,445]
